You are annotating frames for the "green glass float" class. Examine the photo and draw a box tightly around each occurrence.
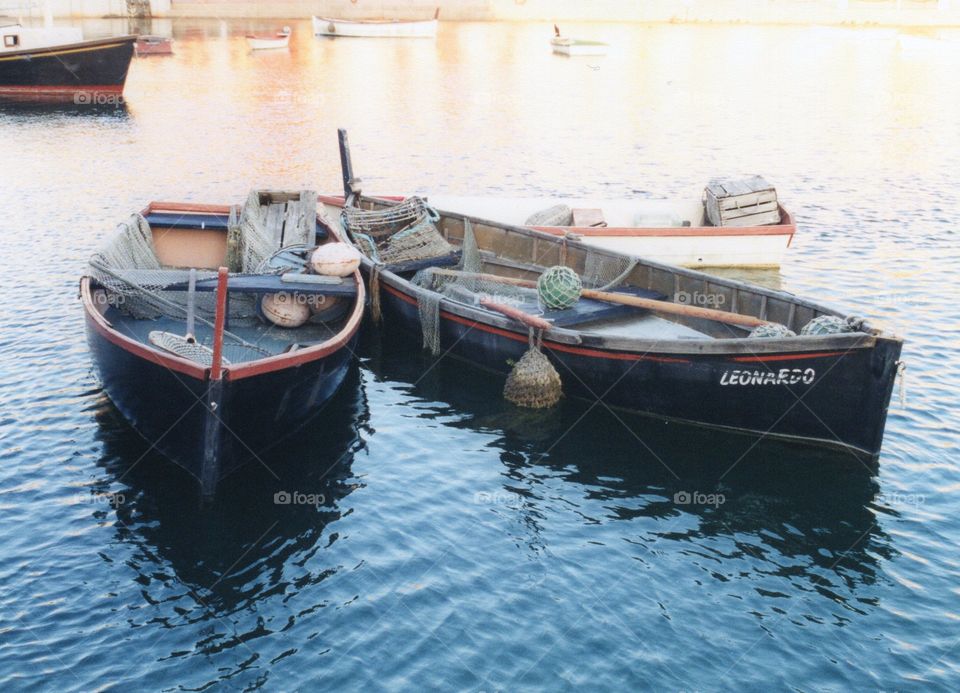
[537,266,582,310]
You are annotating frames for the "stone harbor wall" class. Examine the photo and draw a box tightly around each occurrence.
[10,0,960,26]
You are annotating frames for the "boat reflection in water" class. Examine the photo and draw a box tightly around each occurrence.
[89,364,369,610]
[364,323,890,592]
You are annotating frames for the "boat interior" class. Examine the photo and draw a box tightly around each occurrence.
[425,195,709,229]
[332,196,857,345]
[89,193,360,365]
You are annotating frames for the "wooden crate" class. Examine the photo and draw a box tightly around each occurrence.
[704,176,780,227]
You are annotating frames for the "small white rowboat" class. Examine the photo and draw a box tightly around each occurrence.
[312,11,439,38]
[419,195,796,269]
[246,27,291,50]
[551,37,608,56]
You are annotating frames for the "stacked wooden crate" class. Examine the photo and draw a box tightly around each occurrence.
[703,176,780,227]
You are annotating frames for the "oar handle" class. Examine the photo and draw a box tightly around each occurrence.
[480,298,553,332]
[581,288,768,328]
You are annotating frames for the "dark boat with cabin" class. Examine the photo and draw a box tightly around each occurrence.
[321,130,904,461]
[82,191,365,498]
[0,22,135,103]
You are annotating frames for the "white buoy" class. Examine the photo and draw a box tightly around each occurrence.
[261,292,310,328]
[310,243,361,277]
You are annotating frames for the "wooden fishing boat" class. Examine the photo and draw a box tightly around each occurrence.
[0,22,135,103]
[82,191,365,499]
[312,10,439,38]
[135,35,173,56]
[246,27,291,50]
[412,194,795,268]
[322,131,903,460]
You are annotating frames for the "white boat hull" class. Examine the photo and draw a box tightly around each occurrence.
[551,38,608,56]
[247,35,290,50]
[424,195,793,269]
[312,16,437,38]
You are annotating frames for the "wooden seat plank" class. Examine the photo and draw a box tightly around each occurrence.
[168,274,358,297]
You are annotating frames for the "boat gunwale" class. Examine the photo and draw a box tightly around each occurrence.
[82,201,365,383]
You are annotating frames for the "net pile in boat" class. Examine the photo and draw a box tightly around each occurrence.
[412,267,539,355]
[235,190,316,273]
[583,249,638,290]
[525,204,573,227]
[147,331,270,365]
[87,213,259,321]
[342,197,453,266]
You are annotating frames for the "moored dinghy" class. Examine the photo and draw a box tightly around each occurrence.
[323,130,904,460]
[82,190,365,499]
[246,26,291,50]
[312,9,439,38]
[135,35,173,56]
[551,24,608,56]
[409,188,796,269]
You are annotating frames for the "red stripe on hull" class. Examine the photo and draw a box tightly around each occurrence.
[0,84,124,104]
[730,351,844,363]
[382,284,847,365]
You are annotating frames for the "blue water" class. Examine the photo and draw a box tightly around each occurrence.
[1,19,958,691]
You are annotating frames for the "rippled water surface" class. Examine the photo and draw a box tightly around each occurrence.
[1,19,958,691]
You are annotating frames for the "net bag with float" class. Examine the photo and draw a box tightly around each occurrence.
[412,265,579,408]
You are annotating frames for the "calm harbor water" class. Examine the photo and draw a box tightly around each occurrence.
[1,18,959,691]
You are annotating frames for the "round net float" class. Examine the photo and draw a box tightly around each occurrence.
[749,323,796,339]
[261,292,311,328]
[310,243,361,277]
[537,266,582,310]
[308,294,347,321]
[800,315,856,336]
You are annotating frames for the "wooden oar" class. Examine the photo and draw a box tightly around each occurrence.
[480,298,553,331]
[440,269,768,329]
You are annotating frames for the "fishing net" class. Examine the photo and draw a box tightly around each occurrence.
[749,323,796,339]
[800,315,859,336]
[88,213,260,321]
[460,218,482,274]
[525,204,573,227]
[503,333,563,409]
[148,331,270,365]
[583,249,638,290]
[412,267,536,356]
[342,197,454,266]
